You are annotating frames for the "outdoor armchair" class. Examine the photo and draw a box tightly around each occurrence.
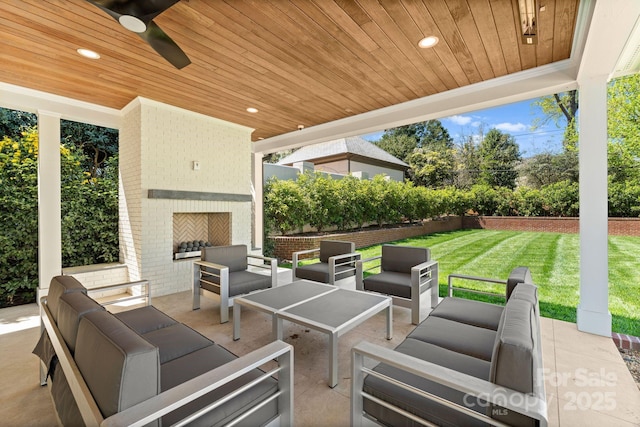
[292,240,360,285]
[193,244,277,323]
[356,244,439,324]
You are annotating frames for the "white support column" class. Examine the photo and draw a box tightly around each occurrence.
[252,151,264,251]
[37,111,62,298]
[577,77,611,337]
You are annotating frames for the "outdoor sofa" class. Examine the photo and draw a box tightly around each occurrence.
[351,267,547,426]
[34,275,293,426]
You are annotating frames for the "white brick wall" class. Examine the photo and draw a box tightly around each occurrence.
[120,98,254,297]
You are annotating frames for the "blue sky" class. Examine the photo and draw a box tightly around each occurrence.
[361,98,567,157]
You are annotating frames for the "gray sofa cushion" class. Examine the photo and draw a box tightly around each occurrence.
[489,298,536,427]
[380,245,429,274]
[115,306,177,334]
[57,292,105,353]
[318,240,355,263]
[47,275,87,323]
[363,271,413,299]
[74,311,160,419]
[510,282,538,306]
[408,316,497,361]
[202,244,248,272]
[429,297,504,330]
[161,345,279,427]
[490,298,535,393]
[141,323,213,364]
[364,338,488,427]
[506,267,533,300]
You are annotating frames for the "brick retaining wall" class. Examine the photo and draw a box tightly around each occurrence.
[269,216,640,261]
[269,216,462,261]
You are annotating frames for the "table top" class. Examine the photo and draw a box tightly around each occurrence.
[235,280,335,311]
[280,288,390,329]
[236,279,391,331]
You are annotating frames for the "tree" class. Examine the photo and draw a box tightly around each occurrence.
[478,129,521,189]
[381,120,453,150]
[533,90,578,150]
[406,147,456,188]
[375,133,417,162]
[0,108,36,140]
[519,150,579,188]
[455,135,482,189]
[608,73,640,184]
[61,119,118,179]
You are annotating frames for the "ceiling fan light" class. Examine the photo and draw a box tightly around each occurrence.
[119,15,147,33]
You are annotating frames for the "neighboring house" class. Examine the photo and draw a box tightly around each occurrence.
[277,137,408,181]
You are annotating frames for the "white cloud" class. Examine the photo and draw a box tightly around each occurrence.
[448,115,472,125]
[471,121,482,127]
[494,122,527,133]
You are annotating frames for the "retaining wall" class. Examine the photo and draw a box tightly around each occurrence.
[269,216,640,261]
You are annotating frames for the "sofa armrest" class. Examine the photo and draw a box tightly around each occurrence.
[291,247,320,281]
[447,273,508,299]
[87,280,151,307]
[355,255,382,291]
[102,340,294,427]
[351,341,547,427]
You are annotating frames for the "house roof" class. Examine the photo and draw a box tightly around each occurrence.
[277,136,408,168]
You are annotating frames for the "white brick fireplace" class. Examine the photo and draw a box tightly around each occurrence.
[119,97,254,296]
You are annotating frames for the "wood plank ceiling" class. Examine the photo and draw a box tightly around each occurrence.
[0,0,580,141]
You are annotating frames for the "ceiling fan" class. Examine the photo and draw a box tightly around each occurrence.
[86,0,191,69]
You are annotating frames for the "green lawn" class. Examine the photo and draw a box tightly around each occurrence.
[299,229,640,336]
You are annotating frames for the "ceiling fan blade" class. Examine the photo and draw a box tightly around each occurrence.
[87,0,181,23]
[138,21,191,69]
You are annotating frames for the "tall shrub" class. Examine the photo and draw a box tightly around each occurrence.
[264,178,306,234]
[0,129,38,306]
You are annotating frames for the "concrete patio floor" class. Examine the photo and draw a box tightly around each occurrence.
[1,273,639,426]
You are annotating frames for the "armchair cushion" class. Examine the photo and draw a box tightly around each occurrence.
[200,270,272,297]
[319,240,355,262]
[294,262,356,284]
[202,245,248,272]
[362,271,413,299]
[380,245,429,274]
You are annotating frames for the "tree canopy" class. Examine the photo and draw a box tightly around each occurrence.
[478,128,521,189]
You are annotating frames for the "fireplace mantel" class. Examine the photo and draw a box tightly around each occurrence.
[148,189,251,202]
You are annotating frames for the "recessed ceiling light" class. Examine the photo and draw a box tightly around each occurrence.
[418,36,439,48]
[77,48,100,59]
[246,107,259,113]
[258,137,264,140]
[119,15,147,33]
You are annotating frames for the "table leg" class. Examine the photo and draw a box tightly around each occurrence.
[233,303,241,340]
[386,302,393,340]
[329,332,338,388]
[273,315,283,340]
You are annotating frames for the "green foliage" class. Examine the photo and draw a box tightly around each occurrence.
[541,180,579,217]
[264,178,306,234]
[608,180,640,217]
[407,147,456,188]
[0,129,39,306]
[0,124,120,307]
[478,129,521,189]
[511,187,545,216]
[374,133,417,163]
[0,108,36,140]
[61,119,118,179]
[520,150,579,188]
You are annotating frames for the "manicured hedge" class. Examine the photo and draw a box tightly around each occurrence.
[264,172,635,235]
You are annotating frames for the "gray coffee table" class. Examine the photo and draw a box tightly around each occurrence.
[233,280,392,387]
